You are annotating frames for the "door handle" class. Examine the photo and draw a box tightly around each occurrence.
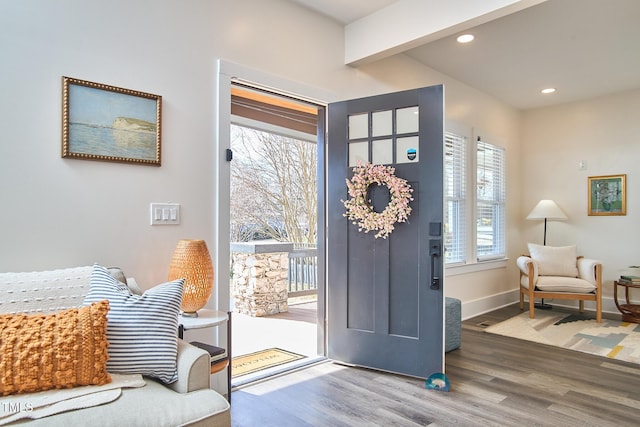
[429,239,441,290]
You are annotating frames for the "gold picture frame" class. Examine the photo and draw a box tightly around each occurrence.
[62,76,162,166]
[588,174,626,216]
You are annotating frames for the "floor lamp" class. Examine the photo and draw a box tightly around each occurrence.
[526,199,568,309]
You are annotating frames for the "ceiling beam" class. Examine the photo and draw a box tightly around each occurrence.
[344,0,548,66]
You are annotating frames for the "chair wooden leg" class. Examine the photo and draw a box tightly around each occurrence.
[529,295,535,319]
[519,288,524,311]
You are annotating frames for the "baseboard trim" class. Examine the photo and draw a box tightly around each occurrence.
[460,289,519,320]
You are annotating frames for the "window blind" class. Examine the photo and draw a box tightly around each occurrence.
[476,140,506,260]
[444,131,467,264]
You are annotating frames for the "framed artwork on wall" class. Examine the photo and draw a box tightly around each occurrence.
[62,76,162,166]
[588,174,626,216]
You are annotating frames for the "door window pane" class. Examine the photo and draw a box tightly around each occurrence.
[396,136,419,164]
[349,141,369,166]
[372,139,393,165]
[372,110,392,137]
[349,114,368,140]
[397,106,419,134]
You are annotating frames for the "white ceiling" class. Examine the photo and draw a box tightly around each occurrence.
[291,0,398,26]
[289,0,640,110]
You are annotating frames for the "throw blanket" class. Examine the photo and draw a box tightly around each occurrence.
[0,374,145,425]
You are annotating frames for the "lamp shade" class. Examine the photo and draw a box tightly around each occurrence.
[168,239,214,314]
[526,199,568,220]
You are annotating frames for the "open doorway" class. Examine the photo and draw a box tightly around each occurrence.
[228,83,325,385]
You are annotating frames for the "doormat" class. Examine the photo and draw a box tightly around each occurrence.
[485,311,640,365]
[232,348,305,378]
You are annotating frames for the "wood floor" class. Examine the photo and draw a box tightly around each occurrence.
[230,304,640,426]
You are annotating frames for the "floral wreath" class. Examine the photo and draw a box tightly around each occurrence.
[343,162,414,239]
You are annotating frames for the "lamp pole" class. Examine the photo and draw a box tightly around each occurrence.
[527,200,568,310]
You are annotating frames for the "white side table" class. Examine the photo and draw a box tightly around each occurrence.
[178,309,231,401]
[179,309,228,336]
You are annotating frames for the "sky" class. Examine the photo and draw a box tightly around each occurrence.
[68,83,158,127]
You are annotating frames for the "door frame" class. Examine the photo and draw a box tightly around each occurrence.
[215,59,332,357]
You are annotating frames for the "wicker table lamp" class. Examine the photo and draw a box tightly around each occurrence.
[168,239,214,316]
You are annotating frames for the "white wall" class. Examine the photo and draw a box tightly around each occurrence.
[0,0,225,286]
[521,89,640,306]
[0,0,521,315]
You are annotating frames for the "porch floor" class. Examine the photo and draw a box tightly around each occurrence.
[231,300,320,382]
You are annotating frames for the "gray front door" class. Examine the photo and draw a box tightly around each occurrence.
[327,86,444,378]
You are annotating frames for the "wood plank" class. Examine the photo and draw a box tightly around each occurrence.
[231,304,640,426]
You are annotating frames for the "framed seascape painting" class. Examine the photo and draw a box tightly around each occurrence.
[588,174,626,216]
[62,76,162,166]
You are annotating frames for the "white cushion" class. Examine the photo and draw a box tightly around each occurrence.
[83,264,184,384]
[0,266,93,315]
[535,276,596,293]
[528,243,578,277]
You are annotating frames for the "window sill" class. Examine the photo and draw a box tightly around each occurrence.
[445,258,509,276]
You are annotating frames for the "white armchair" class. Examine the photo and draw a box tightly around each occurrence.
[517,243,602,322]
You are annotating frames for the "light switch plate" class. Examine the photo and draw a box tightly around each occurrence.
[150,203,180,225]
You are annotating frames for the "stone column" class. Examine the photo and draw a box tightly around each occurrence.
[231,241,293,317]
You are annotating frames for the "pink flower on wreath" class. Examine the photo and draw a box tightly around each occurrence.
[342,161,414,239]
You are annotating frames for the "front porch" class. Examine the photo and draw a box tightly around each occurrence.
[229,240,320,384]
[231,299,320,385]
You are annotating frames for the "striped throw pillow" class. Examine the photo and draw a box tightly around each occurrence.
[83,264,184,384]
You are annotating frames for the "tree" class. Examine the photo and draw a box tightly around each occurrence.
[230,125,317,244]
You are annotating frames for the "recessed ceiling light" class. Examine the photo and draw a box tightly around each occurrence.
[541,88,556,94]
[456,34,474,43]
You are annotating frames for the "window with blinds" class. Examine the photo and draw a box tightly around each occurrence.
[444,131,467,264]
[476,139,506,260]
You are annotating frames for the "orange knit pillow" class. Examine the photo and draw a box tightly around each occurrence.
[0,300,111,396]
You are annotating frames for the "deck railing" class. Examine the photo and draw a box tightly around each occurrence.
[288,246,318,297]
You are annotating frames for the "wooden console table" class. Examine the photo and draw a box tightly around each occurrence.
[613,280,640,323]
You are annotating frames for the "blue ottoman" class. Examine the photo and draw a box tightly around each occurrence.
[445,297,461,352]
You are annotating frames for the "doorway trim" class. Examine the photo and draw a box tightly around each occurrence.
[215,59,332,365]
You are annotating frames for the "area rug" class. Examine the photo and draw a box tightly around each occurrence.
[484,311,640,364]
[232,348,305,378]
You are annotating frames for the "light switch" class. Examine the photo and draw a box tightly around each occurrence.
[150,203,180,225]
